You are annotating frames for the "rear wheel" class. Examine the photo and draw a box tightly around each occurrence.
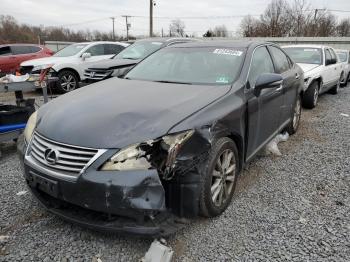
[199,137,239,217]
[302,81,319,109]
[57,70,79,93]
[286,95,301,135]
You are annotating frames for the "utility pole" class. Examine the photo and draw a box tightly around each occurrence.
[110,17,115,41]
[161,28,164,37]
[150,0,154,37]
[122,15,131,41]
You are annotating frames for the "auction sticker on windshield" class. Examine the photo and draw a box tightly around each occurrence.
[213,49,243,56]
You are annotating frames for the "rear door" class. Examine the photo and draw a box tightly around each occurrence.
[0,45,15,73]
[246,46,284,159]
[268,45,298,125]
[329,48,341,82]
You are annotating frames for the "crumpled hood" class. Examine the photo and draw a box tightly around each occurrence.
[21,56,71,67]
[87,58,140,70]
[297,63,321,74]
[36,78,230,149]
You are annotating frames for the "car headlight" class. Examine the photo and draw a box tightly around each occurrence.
[100,130,194,171]
[24,111,37,142]
[32,64,54,72]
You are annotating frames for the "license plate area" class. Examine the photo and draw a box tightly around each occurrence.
[28,171,59,198]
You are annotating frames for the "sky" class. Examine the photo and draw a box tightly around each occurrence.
[1,0,350,37]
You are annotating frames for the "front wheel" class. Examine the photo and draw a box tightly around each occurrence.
[199,137,239,217]
[286,95,301,135]
[57,70,79,93]
[302,81,319,109]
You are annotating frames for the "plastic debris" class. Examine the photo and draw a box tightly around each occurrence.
[16,190,28,196]
[0,74,29,84]
[141,239,174,262]
[264,132,289,156]
[0,235,9,243]
[340,113,349,117]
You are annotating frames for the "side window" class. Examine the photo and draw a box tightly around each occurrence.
[0,46,11,56]
[104,44,125,55]
[86,44,105,56]
[325,49,332,65]
[248,46,275,87]
[30,46,42,53]
[11,45,33,55]
[269,46,290,73]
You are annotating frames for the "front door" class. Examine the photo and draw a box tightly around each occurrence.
[246,46,284,159]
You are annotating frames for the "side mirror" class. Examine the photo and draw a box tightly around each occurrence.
[81,52,91,60]
[254,73,283,97]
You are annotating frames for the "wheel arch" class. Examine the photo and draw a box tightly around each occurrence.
[58,68,81,81]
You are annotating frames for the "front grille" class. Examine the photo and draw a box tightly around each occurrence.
[84,69,113,80]
[29,132,99,176]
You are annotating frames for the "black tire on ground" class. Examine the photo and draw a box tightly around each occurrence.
[199,137,239,217]
[329,75,341,95]
[302,81,319,109]
[340,72,346,87]
[57,70,79,94]
[286,94,302,135]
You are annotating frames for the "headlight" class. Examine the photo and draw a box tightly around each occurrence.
[24,111,37,142]
[100,130,194,171]
[32,64,54,72]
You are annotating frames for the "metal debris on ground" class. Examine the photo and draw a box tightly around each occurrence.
[340,113,349,117]
[141,239,174,262]
[264,132,289,156]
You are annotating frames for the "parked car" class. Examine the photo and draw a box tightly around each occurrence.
[0,44,53,75]
[283,45,343,109]
[20,41,129,93]
[335,49,350,85]
[84,38,198,83]
[18,41,303,236]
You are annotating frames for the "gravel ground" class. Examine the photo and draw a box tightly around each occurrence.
[0,85,349,262]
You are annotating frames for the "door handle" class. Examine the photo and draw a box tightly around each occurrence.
[295,73,300,79]
[276,84,283,91]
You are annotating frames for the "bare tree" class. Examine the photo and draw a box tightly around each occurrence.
[239,15,260,37]
[169,19,186,37]
[213,25,228,37]
[337,18,350,36]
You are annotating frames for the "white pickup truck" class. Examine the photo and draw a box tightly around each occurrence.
[283,45,343,109]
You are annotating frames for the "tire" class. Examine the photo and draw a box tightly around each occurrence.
[57,70,79,93]
[199,137,239,217]
[329,75,341,95]
[285,95,301,135]
[302,81,319,109]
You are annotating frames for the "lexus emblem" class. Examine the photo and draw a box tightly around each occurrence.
[44,148,59,165]
[89,71,95,78]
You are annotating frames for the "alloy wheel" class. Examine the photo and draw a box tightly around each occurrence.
[293,98,301,130]
[211,149,236,207]
[60,74,77,92]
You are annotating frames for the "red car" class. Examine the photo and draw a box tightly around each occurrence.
[0,44,53,75]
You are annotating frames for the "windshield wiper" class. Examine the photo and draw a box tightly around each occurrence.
[153,80,192,85]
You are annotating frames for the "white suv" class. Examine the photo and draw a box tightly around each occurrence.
[20,41,129,93]
[283,45,343,109]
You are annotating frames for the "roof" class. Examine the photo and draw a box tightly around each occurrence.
[282,44,328,49]
[164,40,267,49]
[135,37,199,43]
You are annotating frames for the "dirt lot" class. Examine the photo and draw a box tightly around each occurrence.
[0,85,349,261]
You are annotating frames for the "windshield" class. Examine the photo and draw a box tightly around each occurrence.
[114,41,163,60]
[284,47,322,65]
[54,44,88,57]
[125,47,246,85]
[336,51,348,63]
